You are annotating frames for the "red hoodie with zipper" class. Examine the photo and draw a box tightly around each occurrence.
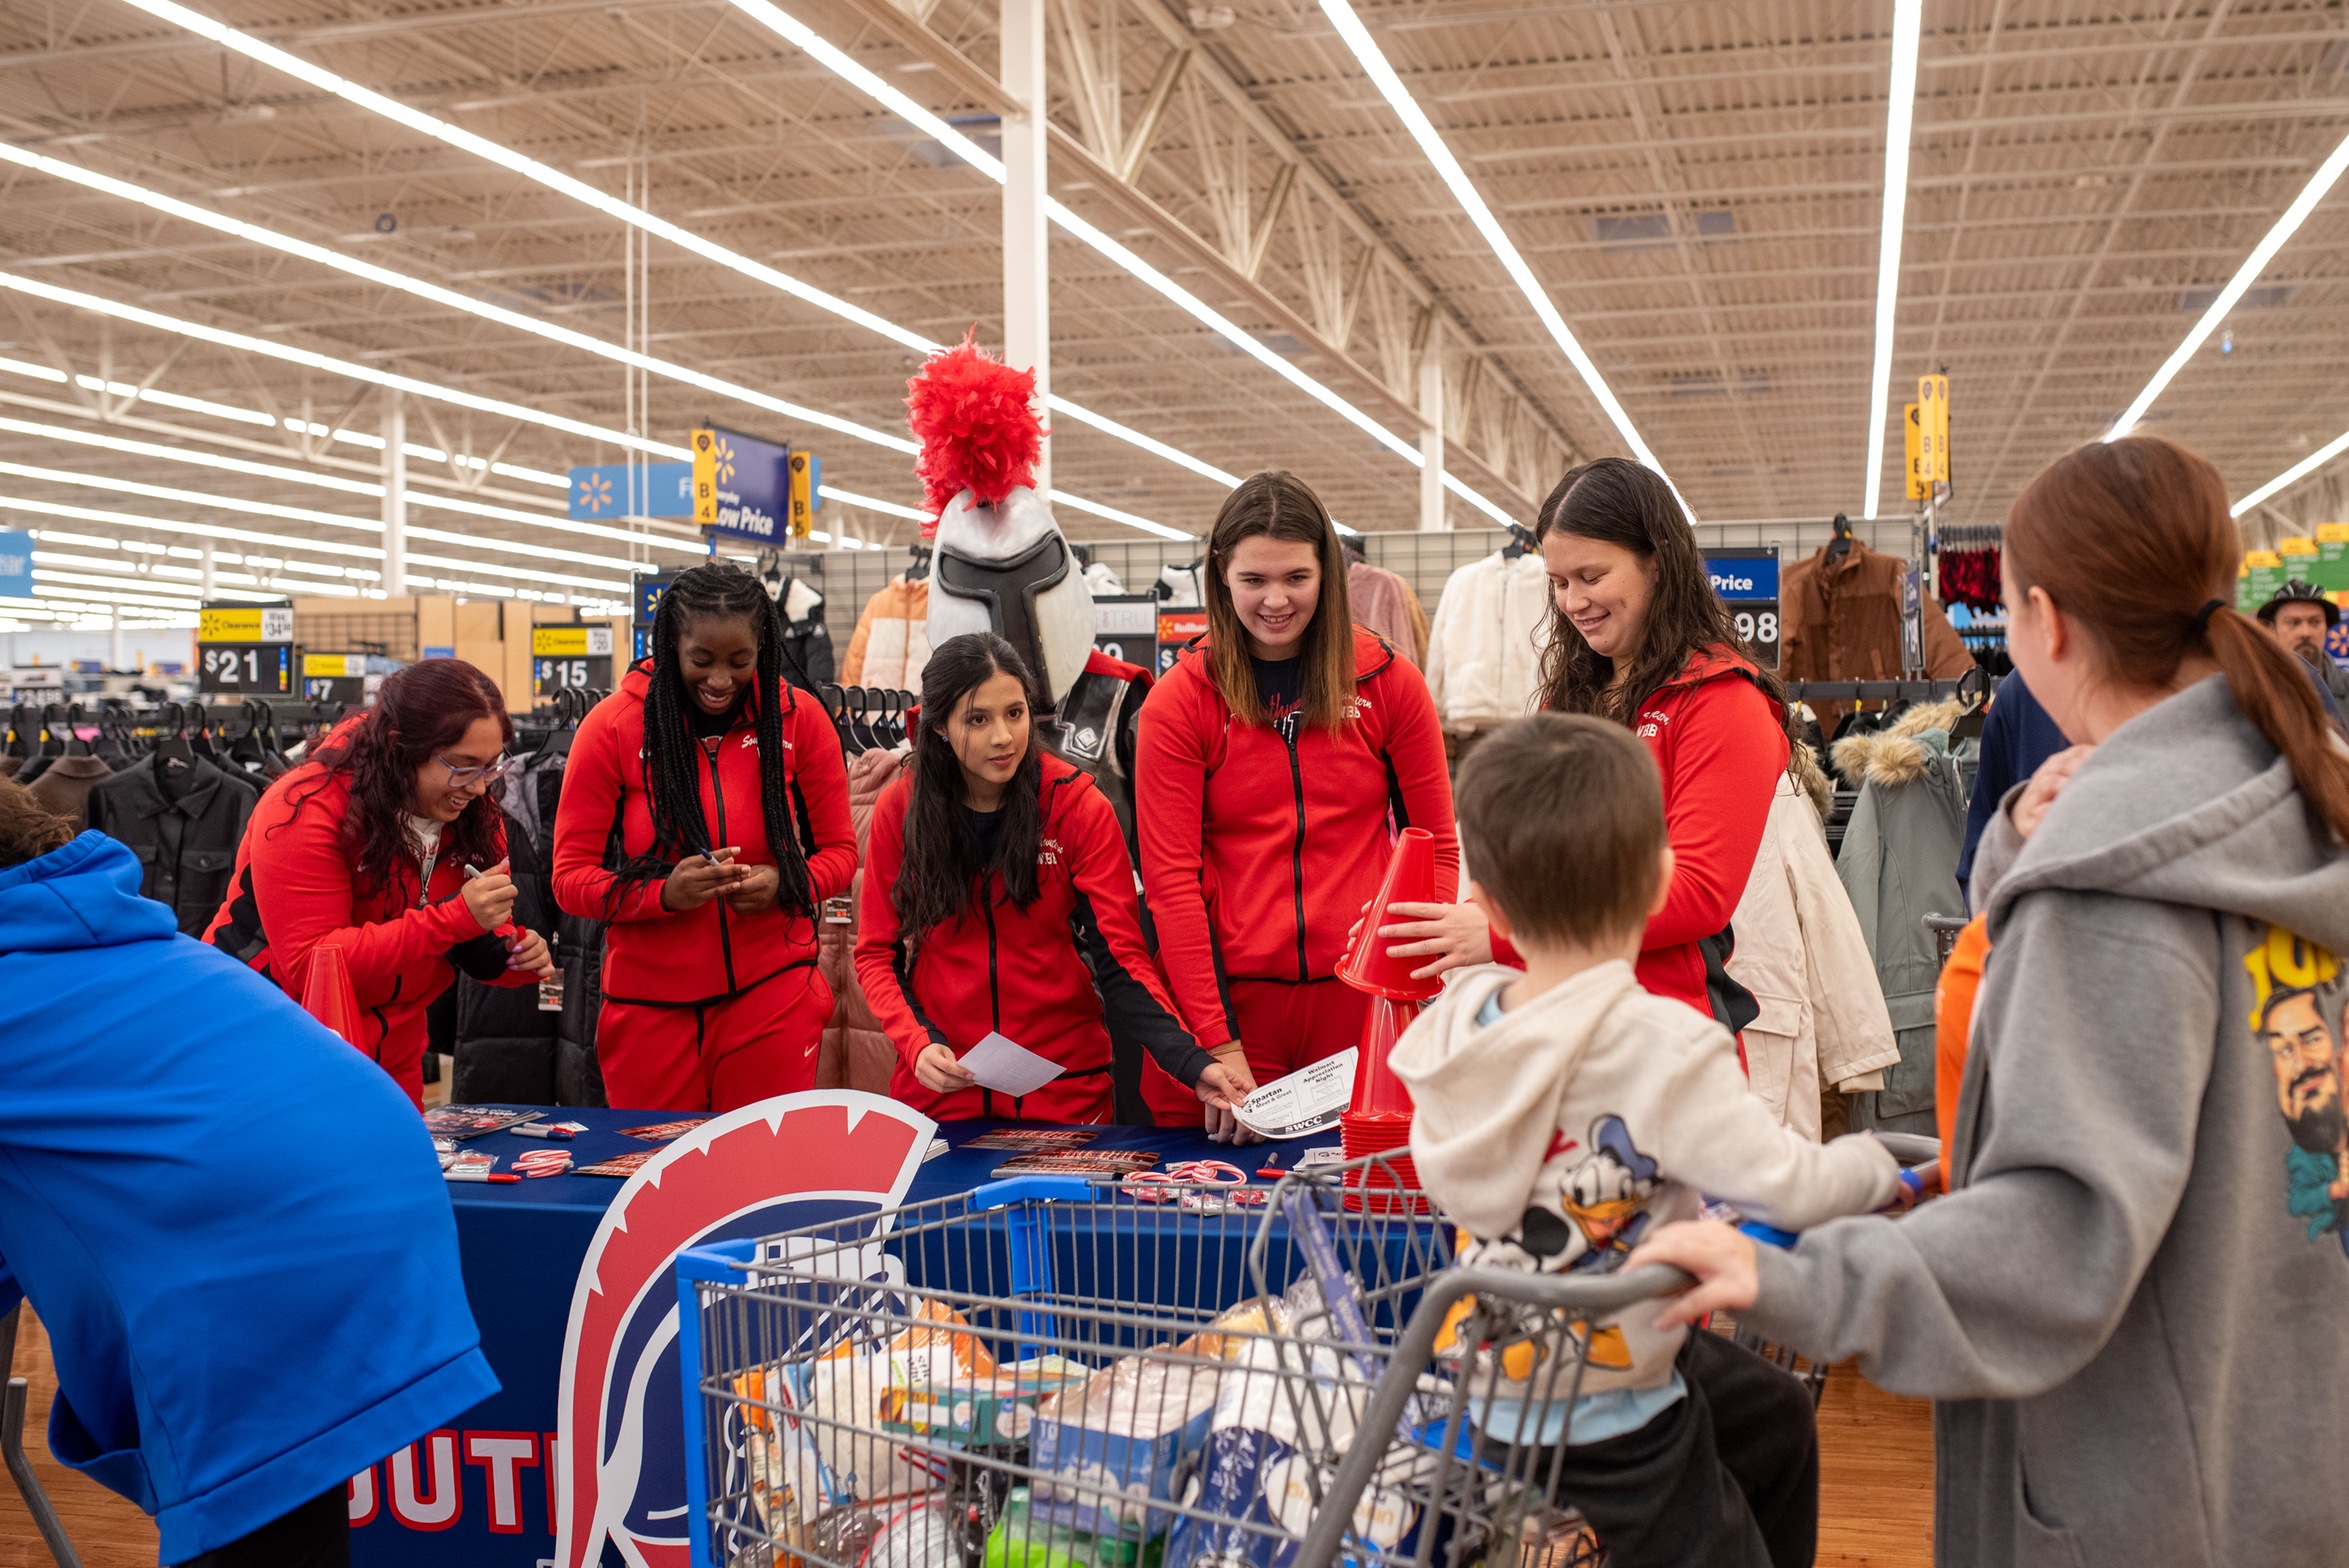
[856,752,1211,1122]
[1492,643,1788,1021]
[203,757,531,1106]
[1136,627,1458,1055]
[551,662,858,1011]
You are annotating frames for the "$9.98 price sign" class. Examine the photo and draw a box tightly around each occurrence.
[1703,549,1780,670]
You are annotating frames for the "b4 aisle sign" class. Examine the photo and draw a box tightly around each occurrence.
[345,1094,934,1568]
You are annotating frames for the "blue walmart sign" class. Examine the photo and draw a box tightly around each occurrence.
[569,463,694,520]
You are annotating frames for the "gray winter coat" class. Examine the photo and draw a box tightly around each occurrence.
[1745,675,2349,1567]
[1833,698,1970,1127]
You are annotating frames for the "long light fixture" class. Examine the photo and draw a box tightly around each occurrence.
[1860,0,1925,520]
[722,0,1529,523]
[2111,129,2349,441]
[2231,428,2349,518]
[1314,0,1665,487]
[0,461,628,590]
[105,0,1256,500]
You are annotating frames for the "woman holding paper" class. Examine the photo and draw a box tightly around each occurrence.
[857,633,1250,1124]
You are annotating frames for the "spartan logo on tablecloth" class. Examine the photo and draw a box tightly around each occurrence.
[552,1092,935,1568]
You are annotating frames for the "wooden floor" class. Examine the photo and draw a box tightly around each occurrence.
[3,1305,1933,1567]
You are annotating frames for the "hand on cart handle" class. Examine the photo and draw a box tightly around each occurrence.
[460,859,518,932]
[914,1042,977,1094]
[1625,1219,1758,1330]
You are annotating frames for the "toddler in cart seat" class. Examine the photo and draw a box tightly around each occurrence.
[1389,713,1903,1568]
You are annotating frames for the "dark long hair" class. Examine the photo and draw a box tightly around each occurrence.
[1533,458,1789,725]
[631,562,814,914]
[2009,436,2349,841]
[299,657,512,897]
[1203,470,1356,731]
[893,633,1044,943]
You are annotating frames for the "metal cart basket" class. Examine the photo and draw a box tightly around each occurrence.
[676,1153,1689,1568]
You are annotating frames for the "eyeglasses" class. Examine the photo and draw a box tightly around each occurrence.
[437,752,519,787]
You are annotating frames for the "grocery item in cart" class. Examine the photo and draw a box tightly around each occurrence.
[1162,1332,1417,1568]
[731,1366,839,1537]
[879,1355,1092,1447]
[866,1496,961,1568]
[801,1297,996,1501]
[986,1486,1162,1568]
[1030,1350,1224,1540]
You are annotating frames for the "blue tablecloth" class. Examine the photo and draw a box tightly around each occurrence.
[351,1111,1338,1567]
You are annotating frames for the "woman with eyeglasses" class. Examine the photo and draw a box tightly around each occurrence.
[204,657,556,1106]
[551,562,857,1112]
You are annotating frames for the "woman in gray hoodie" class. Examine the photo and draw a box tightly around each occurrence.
[1631,435,2349,1568]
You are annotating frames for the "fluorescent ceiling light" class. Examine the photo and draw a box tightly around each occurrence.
[1861,0,1923,521]
[1316,0,1666,488]
[1048,489,1190,541]
[2231,427,2349,518]
[816,485,929,524]
[90,8,1245,502]
[722,0,1538,517]
[2111,128,2349,441]
[72,373,277,428]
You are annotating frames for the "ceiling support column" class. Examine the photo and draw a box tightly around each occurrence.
[1418,318,1447,532]
[381,388,408,596]
[1001,0,1051,495]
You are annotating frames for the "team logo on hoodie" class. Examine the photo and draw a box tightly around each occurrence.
[2245,926,2349,1255]
[550,1093,933,1568]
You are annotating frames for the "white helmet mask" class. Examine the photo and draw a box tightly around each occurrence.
[926,482,1096,708]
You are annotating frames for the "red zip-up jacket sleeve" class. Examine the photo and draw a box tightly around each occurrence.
[786,694,859,905]
[854,776,949,1071]
[1644,674,1786,949]
[549,697,671,924]
[1375,655,1463,901]
[1133,672,1239,1050]
[247,777,487,1003]
[1060,779,1214,1089]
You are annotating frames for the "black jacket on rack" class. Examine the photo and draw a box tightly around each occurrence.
[85,755,261,936]
[449,804,563,1103]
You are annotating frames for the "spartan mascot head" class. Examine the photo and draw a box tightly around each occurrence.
[908,335,1094,707]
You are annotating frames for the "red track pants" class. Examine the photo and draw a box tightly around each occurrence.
[595,963,831,1113]
[1141,976,1370,1128]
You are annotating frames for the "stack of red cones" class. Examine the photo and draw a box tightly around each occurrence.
[1336,828,1442,1214]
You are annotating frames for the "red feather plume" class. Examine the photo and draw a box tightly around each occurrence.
[905,331,1045,520]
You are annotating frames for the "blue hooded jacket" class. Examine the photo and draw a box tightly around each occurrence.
[0,832,498,1560]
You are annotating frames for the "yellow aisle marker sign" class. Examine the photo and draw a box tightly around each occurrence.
[788,452,815,541]
[691,428,720,525]
[1918,374,1951,489]
[1904,403,1930,501]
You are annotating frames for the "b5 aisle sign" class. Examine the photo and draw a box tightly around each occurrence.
[1704,549,1779,669]
[531,625,613,698]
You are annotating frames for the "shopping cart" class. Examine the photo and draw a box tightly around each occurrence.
[675,1152,1690,1568]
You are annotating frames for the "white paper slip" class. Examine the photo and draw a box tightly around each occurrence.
[959,1031,1065,1097]
[1234,1048,1358,1140]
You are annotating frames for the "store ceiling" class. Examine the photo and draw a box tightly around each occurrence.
[1,0,2345,620]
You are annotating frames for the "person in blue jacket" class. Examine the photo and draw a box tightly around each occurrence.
[1956,669,2069,901]
[0,780,497,1567]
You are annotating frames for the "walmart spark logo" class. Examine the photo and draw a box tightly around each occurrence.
[711,435,737,487]
[575,472,615,515]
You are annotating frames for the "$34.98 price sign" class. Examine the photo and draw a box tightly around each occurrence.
[198,605,295,695]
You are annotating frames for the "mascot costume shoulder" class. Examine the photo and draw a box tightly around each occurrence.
[907,336,1154,849]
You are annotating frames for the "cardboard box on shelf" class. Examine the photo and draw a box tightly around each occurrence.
[501,638,536,713]
[417,595,457,654]
[454,600,503,644]
[531,602,578,625]
[452,640,502,684]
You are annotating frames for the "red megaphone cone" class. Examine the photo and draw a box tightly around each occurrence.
[1347,995,1420,1119]
[1338,827,1444,1003]
[301,941,364,1048]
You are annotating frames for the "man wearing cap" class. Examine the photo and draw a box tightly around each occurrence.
[2259,580,2349,707]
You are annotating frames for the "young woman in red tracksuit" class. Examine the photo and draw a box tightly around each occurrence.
[858,633,1249,1125]
[551,563,856,1112]
[204,658,555,1106]
[1374,457,1789,1027]
[1135,470,1458,1136]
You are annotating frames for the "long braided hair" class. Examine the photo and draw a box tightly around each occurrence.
[627,562,814,915]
